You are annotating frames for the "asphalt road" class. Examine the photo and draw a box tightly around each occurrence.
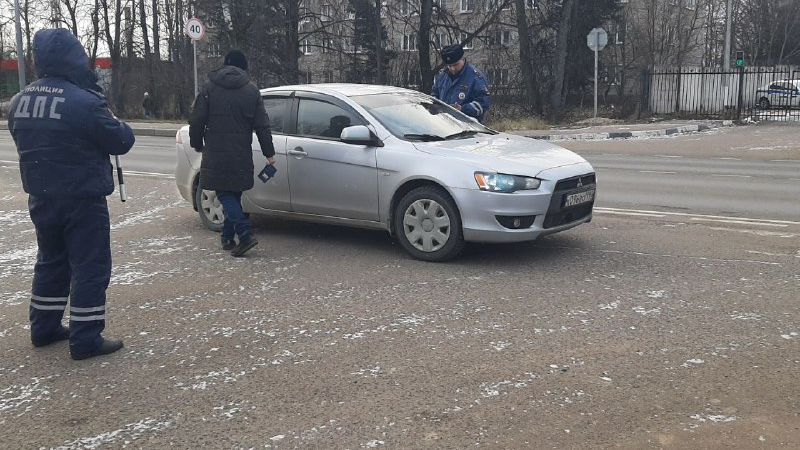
[0,123,798,449]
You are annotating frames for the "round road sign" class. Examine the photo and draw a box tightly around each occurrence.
[186,18,205,41]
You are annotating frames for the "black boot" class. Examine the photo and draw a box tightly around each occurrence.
[222,239,236,251]
[71,338,124,360]
[231,237,258,257]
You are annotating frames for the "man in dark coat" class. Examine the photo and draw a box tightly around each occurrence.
[7,28,135,360]
[189,50,275,257]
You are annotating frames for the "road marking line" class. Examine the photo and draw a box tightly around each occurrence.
[639,170,677,174]
[710,174,752,178]
[653,155,683,158]
[691,218,787,227]
[595,207,800,226]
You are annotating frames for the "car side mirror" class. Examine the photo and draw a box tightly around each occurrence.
[341,125,382,146]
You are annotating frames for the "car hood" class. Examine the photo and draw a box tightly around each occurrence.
[412,132,588,176]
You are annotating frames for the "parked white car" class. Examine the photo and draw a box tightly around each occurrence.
[755,79,800,109]
[175,84,596,261]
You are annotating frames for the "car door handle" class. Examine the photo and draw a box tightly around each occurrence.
[288,147,308,157]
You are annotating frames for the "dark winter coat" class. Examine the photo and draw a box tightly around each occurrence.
[189,66,275,192]
[8,28,135,198]
[431,61,491,122]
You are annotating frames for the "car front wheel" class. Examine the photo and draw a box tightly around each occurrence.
[195,185,223,232]
[393,186,465,262]
[758,97,771,109]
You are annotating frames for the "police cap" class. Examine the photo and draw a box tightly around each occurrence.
[440,44,464,65]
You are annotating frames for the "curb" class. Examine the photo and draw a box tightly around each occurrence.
[525,120,735,141]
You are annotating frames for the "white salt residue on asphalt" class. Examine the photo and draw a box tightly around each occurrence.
[49,415,176,450]
[685,413,738,430]
[479,372,539,398]
[172,367,247,391]
[0,376,54,415]
[682,359,705,368]
[0,290,28,307]
[731,311,763,320]
[632,306,661,315]
[781,331,798,340]
[212,401,241,419]
[0,245,36,278]
[0,209,30,226]
[124,235,197,256]
[351,365,382,378]
[110,200,183,230]
[110,260,182,285]
[646,290,666,298]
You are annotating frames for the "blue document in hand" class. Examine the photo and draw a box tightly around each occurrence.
[258,164,278,183]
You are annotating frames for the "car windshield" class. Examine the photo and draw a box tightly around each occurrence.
[349,91,495,141]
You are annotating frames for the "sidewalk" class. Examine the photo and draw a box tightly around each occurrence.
[509,119,736,141]
[3,118,735,141]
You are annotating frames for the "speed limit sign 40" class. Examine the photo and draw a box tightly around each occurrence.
[186,18,205,41]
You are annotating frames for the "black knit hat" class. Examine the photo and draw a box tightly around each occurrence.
[440,44,464,65]
[224,50,248,71]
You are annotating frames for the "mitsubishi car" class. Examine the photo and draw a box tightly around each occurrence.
[175,84,596,261]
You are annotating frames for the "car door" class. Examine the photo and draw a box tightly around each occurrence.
[285,94,380,221]
[243,94,292,212]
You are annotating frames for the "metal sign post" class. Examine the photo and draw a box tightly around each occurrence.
[185,18,206,97]
[587,28,608,123]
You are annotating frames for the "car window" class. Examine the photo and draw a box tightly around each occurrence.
[296,98,362,139]
[351,91,491,140]
[263,97,289,134]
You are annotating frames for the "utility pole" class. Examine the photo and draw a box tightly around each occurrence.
[14,0,27,91]
[724,0,732,69]
[723,0,733,107]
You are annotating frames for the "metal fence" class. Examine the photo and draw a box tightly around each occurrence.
[644,66,800,121]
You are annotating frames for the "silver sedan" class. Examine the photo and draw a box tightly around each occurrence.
[175,84,596,261]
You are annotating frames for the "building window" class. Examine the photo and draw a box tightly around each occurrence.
[604,65,624,85]
[206,43,222,57]
[404,69,421,87]
[434,0,448,12]
[323,70,334,83]
[400,0,412,16]
[321,4,333,20]
[460,33,473,49]
[486,0,511,10]
[433,33,449,49]
[300,39,313,55]
[488,68,508,85]
[402,34,417,51]
[322,38,334,53]
[489,30,511,46]
[460,0,474,13]
[526,0,537,7]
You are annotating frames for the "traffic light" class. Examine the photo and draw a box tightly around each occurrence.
[735,51,745,66]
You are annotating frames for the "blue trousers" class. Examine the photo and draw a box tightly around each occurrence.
[216,190,252,242]
[28,196,110,355]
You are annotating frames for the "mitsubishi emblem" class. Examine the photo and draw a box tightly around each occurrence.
[577,177,583,188]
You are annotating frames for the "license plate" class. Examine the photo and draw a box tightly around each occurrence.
[563,189,595,207]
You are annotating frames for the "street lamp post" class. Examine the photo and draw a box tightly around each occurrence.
[14,0,27,90]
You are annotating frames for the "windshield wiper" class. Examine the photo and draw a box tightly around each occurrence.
[444,130,479,140]
[404,133,445,142]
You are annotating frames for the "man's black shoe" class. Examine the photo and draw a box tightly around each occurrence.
[32,325,69,347]
[231,237,258,257]
[70,338,124,360]
[222,239,236,251]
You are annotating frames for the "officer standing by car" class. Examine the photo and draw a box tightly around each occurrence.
[7,28,135,360]
[189,50,275,257]
[431,44,491,123]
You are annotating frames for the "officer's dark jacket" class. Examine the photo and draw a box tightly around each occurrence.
[189,66,275,192]
[8,29,135,198]
[431,62,491,122]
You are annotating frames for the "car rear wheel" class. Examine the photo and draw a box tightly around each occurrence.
[195,186,223,232]
[758,97,771,109]
[393,186,465,262]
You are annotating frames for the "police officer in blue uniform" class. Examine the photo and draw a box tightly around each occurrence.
[431,44,491,123]
[7,28,135,360]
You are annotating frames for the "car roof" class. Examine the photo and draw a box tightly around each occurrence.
[261,83,419,98]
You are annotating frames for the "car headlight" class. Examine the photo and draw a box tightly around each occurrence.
[474,172,541,192]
